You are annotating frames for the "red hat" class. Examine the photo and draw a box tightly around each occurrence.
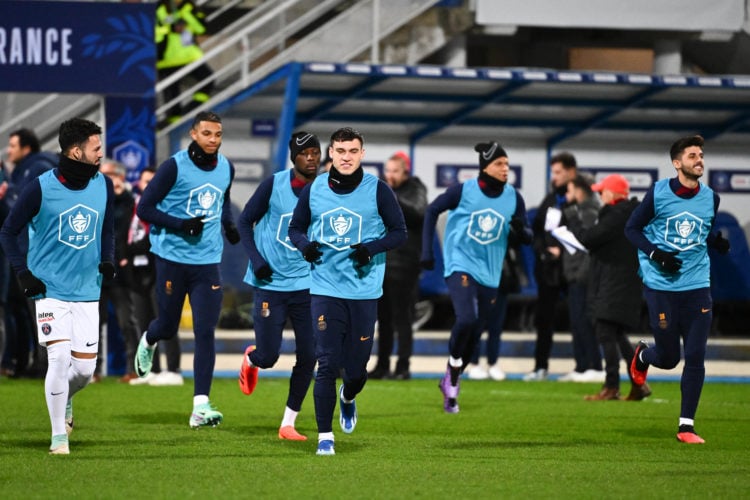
[592,174,629,195]
[391,151,411,172]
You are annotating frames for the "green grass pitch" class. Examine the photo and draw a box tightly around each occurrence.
[1,377,748,498]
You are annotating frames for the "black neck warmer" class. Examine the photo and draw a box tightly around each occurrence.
[553,182,568,196]
[328,165,363,192]
[478,169,506,197]
[58,155,98,189]
[188,140,218,169]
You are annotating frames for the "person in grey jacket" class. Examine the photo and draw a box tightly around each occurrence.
[559,174,603,382]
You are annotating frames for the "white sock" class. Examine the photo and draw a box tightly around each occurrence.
[448,356,462,368]
[141,332,155,349]
[193,395,209,407]
[679,418,695,427]
[340,390,354,404]
[68,356,96,399]
[46,342,72,437]
[281,406,298,428]
[318,432,334,443]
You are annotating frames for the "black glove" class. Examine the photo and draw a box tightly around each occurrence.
[302,241,323,263]
[713,231,730,255]
[420,258,435,271]
[510,216,525,234]
[224,223,240,245]
[182,215,205,237]
[18,270,46,298]
[254,264,273,282]
[99,262,116,280]
[349,243,371,267]
[651,249,682,273]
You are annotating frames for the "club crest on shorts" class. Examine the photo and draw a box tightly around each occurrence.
[317,314,327,331]
[261,301,270,318]
[658,312,668,330]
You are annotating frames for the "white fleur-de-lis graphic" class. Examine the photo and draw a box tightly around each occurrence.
[675,218,695,238]
[197,189,216,209]
[330,214,352,236]
[69,211,91,234]
[121,150,141,169]
[478,213,497,233]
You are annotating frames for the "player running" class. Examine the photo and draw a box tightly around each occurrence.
[134,111,240,428]
[288,127,406,455]
[237,131,321,441]
[0,118,114,454]
[625,135,730,444]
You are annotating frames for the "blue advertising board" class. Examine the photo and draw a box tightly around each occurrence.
[436,163,522,188]
[105,95,155,180]
[708,169,750,193]
[0,1,156,178]
[251,119,277,137]
[0,1,155,95]
[578,167,657,192]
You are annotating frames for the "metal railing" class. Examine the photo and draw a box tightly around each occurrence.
[155,0,340,125]
[156,0,440,141]
[0,94,102,153]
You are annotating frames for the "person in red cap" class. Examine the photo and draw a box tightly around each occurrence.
[369,151,426,380]
[567,173,651,401]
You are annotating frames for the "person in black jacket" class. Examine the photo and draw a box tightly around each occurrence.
[369,152,427,380]
[524,152,578,381]
[567,174,651,401]
[97,160,141,383]
[1,128,56,378]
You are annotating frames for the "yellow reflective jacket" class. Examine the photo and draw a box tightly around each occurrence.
[155,2,206,69]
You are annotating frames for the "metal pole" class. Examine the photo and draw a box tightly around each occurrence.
[371,0,380,64]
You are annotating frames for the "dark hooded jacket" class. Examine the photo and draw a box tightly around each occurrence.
[568,197,642,329]
[385,176,427,279]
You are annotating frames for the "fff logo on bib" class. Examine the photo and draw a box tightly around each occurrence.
[664,211,703,251]
[187,183,222,220]
[320,207,362,250]
[467,208,505,245]
[276,213,296,251]
[59,204,99,249]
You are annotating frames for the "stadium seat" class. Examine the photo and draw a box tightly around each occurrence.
[418,234,449,297]
[709,211,750,301]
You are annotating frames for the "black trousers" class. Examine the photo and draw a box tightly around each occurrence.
[595,318,635,389]
[375,273,418,372]
[533,282,562,371]
[98,283,140,375]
